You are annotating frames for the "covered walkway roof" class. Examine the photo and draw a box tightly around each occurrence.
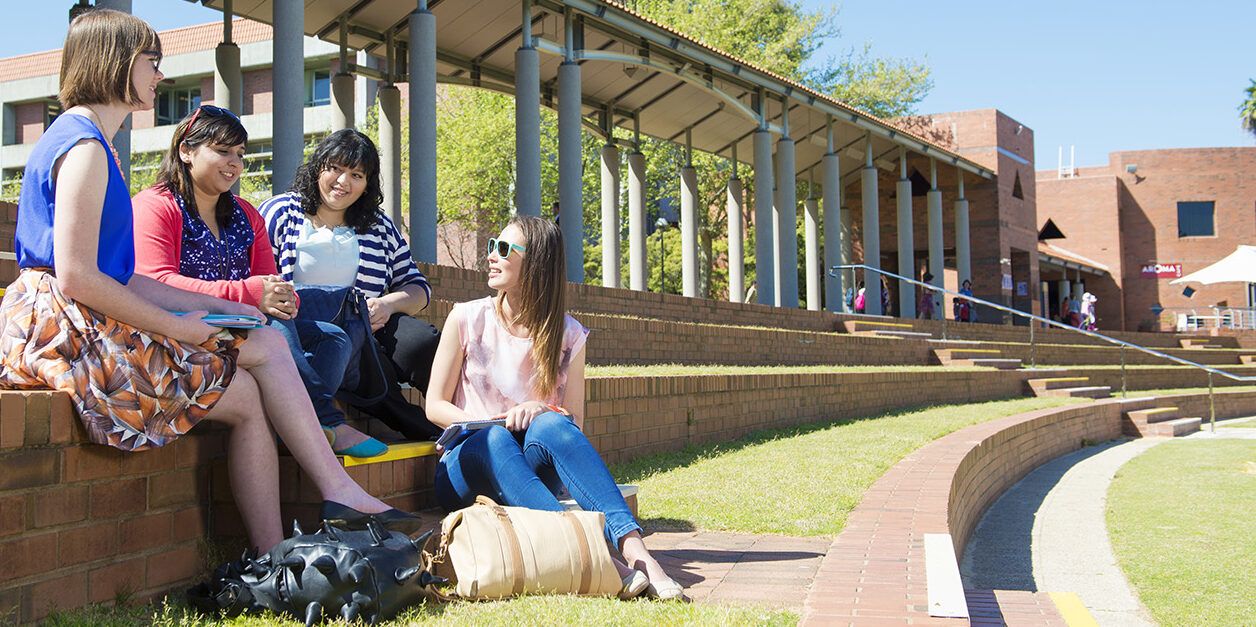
[198,0,995,183]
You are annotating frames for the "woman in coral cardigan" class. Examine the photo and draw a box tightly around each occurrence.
[131,105,385,457]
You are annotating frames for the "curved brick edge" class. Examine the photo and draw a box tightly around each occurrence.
[802,390,1256,625]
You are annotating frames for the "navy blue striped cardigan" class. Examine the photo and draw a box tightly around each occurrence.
[259,192,431,304]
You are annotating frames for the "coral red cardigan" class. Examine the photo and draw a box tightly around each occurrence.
[132,187,277,307]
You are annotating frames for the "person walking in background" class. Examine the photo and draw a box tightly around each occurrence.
[955,278,975,322]
[917,272,935,319]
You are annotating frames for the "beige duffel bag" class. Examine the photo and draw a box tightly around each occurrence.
[428,496,622,599]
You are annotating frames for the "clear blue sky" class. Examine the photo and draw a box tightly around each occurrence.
[5,1,1253,168]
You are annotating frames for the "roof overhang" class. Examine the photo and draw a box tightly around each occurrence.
[194,0,996,183]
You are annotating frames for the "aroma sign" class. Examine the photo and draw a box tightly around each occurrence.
[1140,263,1182,278]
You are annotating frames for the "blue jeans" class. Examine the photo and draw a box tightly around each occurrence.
[435,412,642,547]
[269,317,353,428]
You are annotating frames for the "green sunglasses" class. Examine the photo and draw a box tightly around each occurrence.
[487,237,527,258]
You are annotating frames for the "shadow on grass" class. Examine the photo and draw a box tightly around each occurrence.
[640,517,697,532]
[610,404,939,485]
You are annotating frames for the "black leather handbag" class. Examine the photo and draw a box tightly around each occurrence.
[295,285,389,405]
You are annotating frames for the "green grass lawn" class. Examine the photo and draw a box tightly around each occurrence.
[611,396,1083,536]
[39,395,1086,625]
[1107,439,1256,627]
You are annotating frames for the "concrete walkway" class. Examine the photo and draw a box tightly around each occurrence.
[962,418,1256,626]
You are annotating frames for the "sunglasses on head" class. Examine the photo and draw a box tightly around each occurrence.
[487,238,527,259]
[179,105,240,144]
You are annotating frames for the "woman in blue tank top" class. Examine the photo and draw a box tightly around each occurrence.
[0,9,414,552]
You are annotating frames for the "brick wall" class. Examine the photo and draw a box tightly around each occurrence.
[12,102,45,146]
[1038,148,1256,332]
[242,69,272,116]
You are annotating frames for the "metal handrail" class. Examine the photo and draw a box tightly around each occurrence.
[831,264,1256,431]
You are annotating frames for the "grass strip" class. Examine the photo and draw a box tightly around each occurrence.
[1106,439,1256,627]
[611,396,1083,536]
[42,595,795,626]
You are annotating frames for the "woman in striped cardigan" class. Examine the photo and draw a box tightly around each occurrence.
[260,130,441,442]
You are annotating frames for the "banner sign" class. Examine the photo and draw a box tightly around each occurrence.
[1140,263,1181,279]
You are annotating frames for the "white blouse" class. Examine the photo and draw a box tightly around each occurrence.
[292,218,360,287]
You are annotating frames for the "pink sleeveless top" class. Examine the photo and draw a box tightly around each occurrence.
[452,297,589,418]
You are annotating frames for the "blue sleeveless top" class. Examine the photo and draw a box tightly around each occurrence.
[15,113,135,284]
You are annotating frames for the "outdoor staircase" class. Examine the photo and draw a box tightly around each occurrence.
[840,319,934,340]
[1123,406,1202,437]
[932,347,1023,370]
[1026,376,1112,399]
[1178,336,1240,349]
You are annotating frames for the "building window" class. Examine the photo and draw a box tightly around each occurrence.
[1177,201,1215,237]
[156,86,202,126]
[44,102,62,129]
[305,70,331,107]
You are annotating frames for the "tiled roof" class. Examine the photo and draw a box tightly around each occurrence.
[0,19,272,83]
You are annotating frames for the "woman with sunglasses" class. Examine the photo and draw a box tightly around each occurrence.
[132,106,385,458]
[425,216,685,601]
[0,10,408,553]
[260,130,441,442]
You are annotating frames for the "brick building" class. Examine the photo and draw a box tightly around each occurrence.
[1037,148,1256,331]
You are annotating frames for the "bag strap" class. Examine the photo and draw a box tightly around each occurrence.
[336,288,390,406]
[487,503,527,596]
[560,511,593,594]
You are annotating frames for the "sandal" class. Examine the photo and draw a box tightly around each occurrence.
[619,570,650,600]
[646,577,686,601]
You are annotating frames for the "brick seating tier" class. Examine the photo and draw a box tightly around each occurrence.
[802,389,1256,625]
[417,263,1191,350]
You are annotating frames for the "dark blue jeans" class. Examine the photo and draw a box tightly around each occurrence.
[269,317,353,428]
[434,412,642,548]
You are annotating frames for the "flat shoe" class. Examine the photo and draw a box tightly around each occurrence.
[619,570,649,600]
[334,436,388,458]
[645,577,686,601]
[321,500,422,535]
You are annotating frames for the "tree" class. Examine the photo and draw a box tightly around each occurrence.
[1241,79,1256,138]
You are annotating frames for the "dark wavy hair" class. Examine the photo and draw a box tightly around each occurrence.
[289,129,383,234]
[154,107,248,223]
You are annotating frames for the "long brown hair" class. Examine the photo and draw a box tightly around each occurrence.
[154,108,248,224]
[59,9,161,109]
[495,215,567,398]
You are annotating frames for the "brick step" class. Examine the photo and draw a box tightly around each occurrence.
[1147,417,1202,437]
[1240,355,1256,365]
[1179,337,1235,349]
[958,358,1022,370]
[934,348,1002,364]
[839,319,915,333]
[1027,377,1090,393]
[1126,406,1180,426]
[855,329,934,339]
[1041,385,1112,399]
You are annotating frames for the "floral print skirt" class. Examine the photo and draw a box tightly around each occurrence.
[0,269,244,451]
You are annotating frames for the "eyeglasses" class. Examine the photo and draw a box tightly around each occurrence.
[140,49,163,72]
[178,105,240,144]
[487,238,527,259]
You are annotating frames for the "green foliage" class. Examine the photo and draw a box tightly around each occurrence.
[1241,79,1256,137]
[807,43,934,119]
[127,151,164,196]
[0,171,22,204]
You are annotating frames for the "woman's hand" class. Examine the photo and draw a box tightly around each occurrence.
[365,297,395,331]
[502,401,549,432]
[259,275,297,320]
[209,298,264,320]
[169,311,218,346]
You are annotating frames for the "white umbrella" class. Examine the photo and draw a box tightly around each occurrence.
[1170,245,1256,285]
